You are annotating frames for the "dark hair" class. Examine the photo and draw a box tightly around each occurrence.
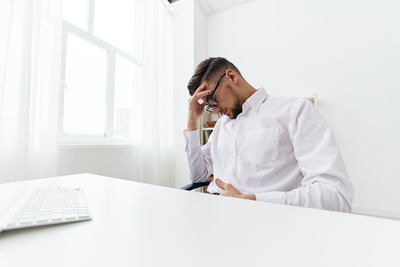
[187,57,242,96]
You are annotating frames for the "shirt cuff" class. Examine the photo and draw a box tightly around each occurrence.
[183,129,200,151]
[255,191,286,205]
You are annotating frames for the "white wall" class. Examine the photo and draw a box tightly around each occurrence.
[169,0,211,187]
[58,146,141,181]
[194,0,208,65]
[207,0,400,216]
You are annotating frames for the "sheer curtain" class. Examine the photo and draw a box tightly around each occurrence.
[0,0,62,182]
[140,0,176,186]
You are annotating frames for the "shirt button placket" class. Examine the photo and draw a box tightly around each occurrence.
[229,118,242,183]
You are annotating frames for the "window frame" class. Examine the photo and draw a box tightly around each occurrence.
[58,1,144,145]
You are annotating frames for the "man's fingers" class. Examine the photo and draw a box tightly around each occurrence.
[193,89,212,101]
[194,84,207,94]
[193,84,211,99]
[190,90,212,106]
[214,179,243,199]
[215,178,227,190]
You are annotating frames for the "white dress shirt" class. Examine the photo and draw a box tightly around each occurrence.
[184,88,353,212]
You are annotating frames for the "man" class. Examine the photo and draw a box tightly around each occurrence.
[184,57,353,212]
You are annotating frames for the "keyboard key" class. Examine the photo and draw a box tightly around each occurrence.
[20,220,34,225]
[52,213,64,220]
[21,215,36,220]
[37,214,50,221]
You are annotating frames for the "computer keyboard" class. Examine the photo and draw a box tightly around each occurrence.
[0,187,92,233]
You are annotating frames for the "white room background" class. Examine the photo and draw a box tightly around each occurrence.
[1,0,399,218]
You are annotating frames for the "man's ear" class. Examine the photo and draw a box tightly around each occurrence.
[225,68,238,84]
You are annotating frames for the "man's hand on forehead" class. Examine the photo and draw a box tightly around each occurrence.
[193,84,211,105]
[186,83,213,131]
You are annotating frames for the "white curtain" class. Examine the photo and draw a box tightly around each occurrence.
[140,0,176,186]
[0,0,62,182]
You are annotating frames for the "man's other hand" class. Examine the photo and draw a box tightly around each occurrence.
[215,178,256,200]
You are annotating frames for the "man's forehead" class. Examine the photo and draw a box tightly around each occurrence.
[200,81,211,89]
[200,77,217,89]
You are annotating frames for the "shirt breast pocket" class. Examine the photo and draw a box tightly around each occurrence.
[243,128,279,164]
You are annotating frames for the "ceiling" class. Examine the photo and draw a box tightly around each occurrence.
[196,0,254,15]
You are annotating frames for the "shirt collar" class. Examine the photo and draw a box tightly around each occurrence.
[242,87,268,115]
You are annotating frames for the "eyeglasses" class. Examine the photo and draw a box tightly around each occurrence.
[206,73,225,112]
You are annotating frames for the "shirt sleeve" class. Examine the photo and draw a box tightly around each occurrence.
[183,129,213,183]
[256,98,354,212]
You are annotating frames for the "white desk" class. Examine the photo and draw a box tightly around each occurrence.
[0,173,399,267]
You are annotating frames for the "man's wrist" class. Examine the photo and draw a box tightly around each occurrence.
[240,194,256,201]
[187,120,197,131]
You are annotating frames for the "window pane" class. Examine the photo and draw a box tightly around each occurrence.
[113,54,142,141]
[94,0,144,59]
[62,0,88,30]
[63,33,108,136]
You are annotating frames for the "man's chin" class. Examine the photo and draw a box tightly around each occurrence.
[231,109,242,119]
[228,114,239,119]
[222,108,241,119]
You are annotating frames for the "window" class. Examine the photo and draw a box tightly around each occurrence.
[113,54,142,141]
[94,0,144,60]
[63,33,108,136]
[62,0,88,30]
[59,0,144,144]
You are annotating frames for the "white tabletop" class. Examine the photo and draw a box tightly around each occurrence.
[0,173,399,267]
